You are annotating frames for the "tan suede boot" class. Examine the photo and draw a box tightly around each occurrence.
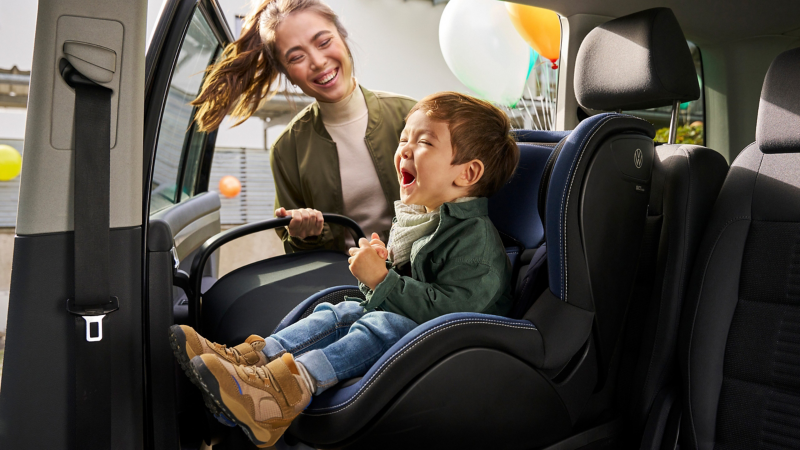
[168,324,269,374]
[190,353,312,448]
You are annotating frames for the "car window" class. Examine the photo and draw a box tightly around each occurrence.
[510,55,560,130]
[625,41,705,145]
[150,10,221,214]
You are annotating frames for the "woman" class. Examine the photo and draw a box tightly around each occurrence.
[193,0,416,252]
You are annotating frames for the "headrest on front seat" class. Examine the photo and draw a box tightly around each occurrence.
[756,47,800,154]
[574,7,699,111]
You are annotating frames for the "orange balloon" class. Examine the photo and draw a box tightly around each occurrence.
[505,4,561,69]
[218,175,241,198]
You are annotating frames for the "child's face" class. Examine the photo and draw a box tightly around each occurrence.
[395,110,468,211]
[275,10,355,103]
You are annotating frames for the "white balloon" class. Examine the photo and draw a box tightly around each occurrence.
[439,0,531,106]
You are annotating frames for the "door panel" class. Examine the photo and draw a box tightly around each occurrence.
[142,1,232,448]
[150,191,221,261]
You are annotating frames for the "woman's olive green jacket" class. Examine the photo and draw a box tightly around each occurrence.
[270,86,417,253]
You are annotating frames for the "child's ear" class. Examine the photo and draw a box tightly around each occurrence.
[454,159,484,188]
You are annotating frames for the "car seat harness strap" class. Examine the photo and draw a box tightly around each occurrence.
[60,58,116,450]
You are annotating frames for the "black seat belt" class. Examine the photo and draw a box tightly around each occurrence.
[60,58,118,450]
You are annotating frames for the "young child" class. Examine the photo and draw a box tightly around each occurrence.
[169,92,520,447]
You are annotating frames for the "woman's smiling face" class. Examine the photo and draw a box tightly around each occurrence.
[275,10,355,103]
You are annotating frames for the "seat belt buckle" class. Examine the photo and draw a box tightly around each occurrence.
[66,296,119,342]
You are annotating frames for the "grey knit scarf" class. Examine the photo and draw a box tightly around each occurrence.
[387,197,476,267]
[387,201,440,267]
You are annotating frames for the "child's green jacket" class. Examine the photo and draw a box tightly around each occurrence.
[359,198,513,324]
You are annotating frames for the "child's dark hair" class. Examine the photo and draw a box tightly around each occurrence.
[407,92,519,198]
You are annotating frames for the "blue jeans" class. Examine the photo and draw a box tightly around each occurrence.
[261,301,418,394]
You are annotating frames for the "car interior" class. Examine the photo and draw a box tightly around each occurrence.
[0,0,799,449]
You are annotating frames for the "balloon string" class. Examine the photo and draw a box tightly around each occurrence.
[540,65,553,130]
[520,89,541,131]
[532,63,548,130]
[544,65,556,130]
[525,85,544,131]
[516,59,560,132]
[532,59,547,131]
[526,66,544,132]
[522,79,540,131]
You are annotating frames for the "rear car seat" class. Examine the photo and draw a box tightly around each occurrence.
[679,47,800,450]
[624,143,727,448]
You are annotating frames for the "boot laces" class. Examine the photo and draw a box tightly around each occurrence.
[243,365,273,386]
[214,343,246,363]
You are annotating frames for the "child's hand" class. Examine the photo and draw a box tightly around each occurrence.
[369,232,388,260]
[349,238,389,290]
[275,207,324,239]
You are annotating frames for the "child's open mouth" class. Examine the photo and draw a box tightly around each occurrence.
[401,169,416,186]
[314,68,339,86]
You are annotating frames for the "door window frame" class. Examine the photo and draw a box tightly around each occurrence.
[143,0,232,218]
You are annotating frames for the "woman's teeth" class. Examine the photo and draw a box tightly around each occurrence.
[316,69,337,85]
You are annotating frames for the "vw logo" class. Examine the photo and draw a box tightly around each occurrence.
[634,148,643,169]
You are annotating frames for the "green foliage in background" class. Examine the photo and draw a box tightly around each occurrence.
[655,124,704,145]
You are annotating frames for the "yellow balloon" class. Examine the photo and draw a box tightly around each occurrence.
[0,144,22,181]
[505,4,562,68]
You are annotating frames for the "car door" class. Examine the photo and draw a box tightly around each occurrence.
[143,0,232,448]
[0,0,232,448]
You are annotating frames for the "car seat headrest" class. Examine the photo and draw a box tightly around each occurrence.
[574,7,699,111]
[756,47,800,154]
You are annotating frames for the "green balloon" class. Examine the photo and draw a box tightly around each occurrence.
[526,48,539,80]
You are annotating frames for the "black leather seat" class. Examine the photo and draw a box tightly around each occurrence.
[679,47,800,449]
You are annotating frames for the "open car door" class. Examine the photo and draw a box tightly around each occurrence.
[144,0,234,448]
[0,0,233,448]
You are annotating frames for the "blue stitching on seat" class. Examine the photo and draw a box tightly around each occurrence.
[556,115,614,301]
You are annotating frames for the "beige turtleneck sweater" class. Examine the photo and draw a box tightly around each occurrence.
[317,83,393,247]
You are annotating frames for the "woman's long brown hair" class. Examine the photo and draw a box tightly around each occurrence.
[191,0,350,132]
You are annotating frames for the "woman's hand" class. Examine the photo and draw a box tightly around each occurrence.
[275,207,324,240]
[349,238,389,290]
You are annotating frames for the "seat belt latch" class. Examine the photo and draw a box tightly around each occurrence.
[82,315,106,342]
[66,296,120,342]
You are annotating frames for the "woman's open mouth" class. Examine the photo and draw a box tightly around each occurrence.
[314,68,339,86]
[401,169,416,187]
